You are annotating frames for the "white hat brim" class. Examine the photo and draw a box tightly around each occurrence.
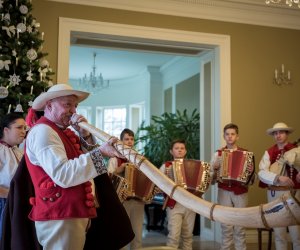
[32,89,89,111]
[266,127,294,135]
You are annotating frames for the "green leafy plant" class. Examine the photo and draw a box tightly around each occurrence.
[136,109,200,167]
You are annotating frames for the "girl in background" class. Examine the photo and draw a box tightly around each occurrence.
[0,113,27,237]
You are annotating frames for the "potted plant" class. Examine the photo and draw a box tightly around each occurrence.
[136,109,200,168]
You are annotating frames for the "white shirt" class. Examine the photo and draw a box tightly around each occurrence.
[0,144,23,195]
[26,123,98,188]
[107,157,118,174]
[258,150,278,185]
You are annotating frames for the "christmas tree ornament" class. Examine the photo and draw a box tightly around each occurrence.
[30,85,33,95]
[9,73,21,86]
[48,80,53,87]
[12,49,17,57]
[7,104,11,114]
[2,25,16,37]
[0,85,8,99]
[28,100,33,107]
[40,59,49,68]
[27,25,32,33]
[27,48,37,61]
[17,22,26,33]
[14,103,23,112]
[3,13,11,23]
[26,69,33,81]
[19,5,28,14]
[39,67,48,81]
[0,59,11,70]
[14,95,24,112]
[31,19,40,28]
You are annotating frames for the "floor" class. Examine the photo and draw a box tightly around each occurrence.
[141,228,276,250]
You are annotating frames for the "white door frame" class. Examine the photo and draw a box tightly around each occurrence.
[57,17,231,240]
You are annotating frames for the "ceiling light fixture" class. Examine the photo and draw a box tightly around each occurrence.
[265,0,300,8]
[78,52,109,93]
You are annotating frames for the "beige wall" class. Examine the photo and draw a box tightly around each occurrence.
[33,0,300,205]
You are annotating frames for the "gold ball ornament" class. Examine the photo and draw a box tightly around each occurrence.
[0,86,8,99]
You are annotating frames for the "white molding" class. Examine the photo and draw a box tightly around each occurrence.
[58,16,231,131]
[58,17,231,238]
[58,18,231,124]
[50,0,300,30]
[161,56,201,89]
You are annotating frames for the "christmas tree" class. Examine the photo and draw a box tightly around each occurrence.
[0,0,54,118]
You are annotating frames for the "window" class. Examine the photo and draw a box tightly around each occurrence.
[76,106,92,124]
[96,106,127,138]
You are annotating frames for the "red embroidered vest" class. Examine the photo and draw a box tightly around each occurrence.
[25,117,97,221]
[164,161,177,209]
[259,143,300,189]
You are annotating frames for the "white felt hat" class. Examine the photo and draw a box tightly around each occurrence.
[32,83,89,111]
[266,122,294,135]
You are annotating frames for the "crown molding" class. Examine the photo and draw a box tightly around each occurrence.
[47,0,300,30]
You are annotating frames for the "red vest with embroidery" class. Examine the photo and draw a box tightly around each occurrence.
[259,143,300,189]
[25,117,97,221]
[163,161,177,209]
[217,147,249,195]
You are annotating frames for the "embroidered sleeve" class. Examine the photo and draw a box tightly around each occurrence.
[89,147,107,175]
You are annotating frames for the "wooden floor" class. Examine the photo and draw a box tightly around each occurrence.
[141,229,276,250]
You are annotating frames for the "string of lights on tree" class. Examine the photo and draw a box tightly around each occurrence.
[0,0,54,118]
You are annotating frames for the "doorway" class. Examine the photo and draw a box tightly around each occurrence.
[57,17,231,242]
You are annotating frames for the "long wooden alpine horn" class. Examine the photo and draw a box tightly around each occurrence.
[79,122,300,228]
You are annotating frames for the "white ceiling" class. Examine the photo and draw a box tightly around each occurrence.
[69,46,193,81]
[69,33,205,80]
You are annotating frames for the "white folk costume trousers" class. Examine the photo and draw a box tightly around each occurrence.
[218,189,248,250]
[35,218,89,250]
[121,199,145,250]
[166,202,196,250]
[267,189,300,250]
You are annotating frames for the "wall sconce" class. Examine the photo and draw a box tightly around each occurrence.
[274,64,291,85]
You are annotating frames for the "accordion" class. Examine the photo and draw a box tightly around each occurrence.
[124,163,159,203]
[167,159,211,198]
[110,174,129,203]
[219,149,254,184]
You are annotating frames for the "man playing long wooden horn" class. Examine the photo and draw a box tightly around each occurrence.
[258,122,300,250]
[3,83,134,250]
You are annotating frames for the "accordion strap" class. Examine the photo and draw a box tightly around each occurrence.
[162,184,181,210]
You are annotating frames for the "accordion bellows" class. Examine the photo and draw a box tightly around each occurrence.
[110,174,129,203]
[219,149,254,184]
[169,159,211,197]
[124,163,159,203]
